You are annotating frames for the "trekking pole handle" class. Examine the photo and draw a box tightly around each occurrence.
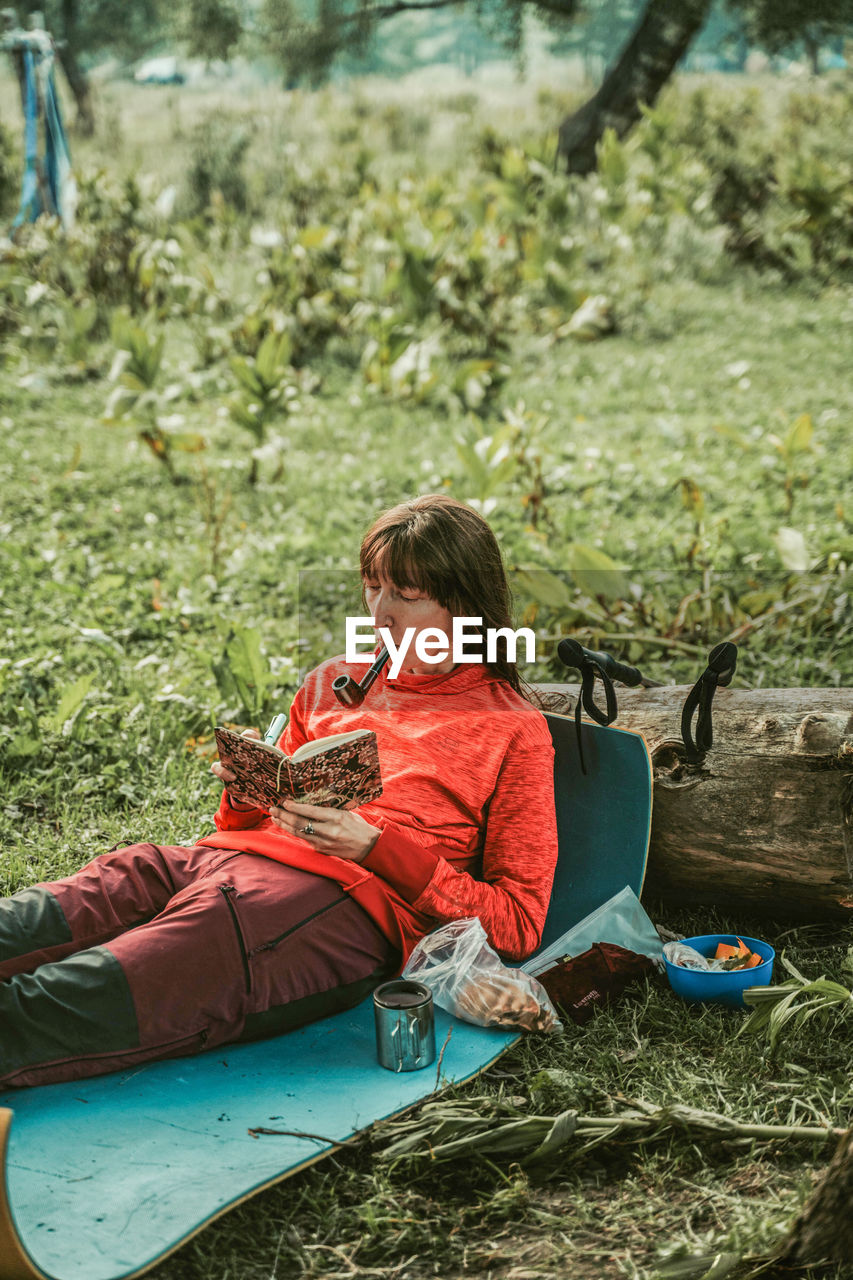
[557,638,644,687]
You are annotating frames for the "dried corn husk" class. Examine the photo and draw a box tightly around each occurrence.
[377,1093,844,1167]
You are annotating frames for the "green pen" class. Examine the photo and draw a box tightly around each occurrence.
[263,712,287,745]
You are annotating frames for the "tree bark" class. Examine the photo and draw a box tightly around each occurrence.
[557,0,713,175]
[58,0,94,136]
[771,1128,853,1269]
[53,43,94,136]
[531,684,853,921]
[801,28,821,77]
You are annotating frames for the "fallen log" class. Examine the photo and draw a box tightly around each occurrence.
[531,685,853,921]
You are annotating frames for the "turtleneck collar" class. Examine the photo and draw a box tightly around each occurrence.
[378,661,497,695]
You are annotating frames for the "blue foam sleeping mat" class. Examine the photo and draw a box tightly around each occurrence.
[0,715,652,1280]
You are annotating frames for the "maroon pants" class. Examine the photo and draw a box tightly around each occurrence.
[0,844,398,1089]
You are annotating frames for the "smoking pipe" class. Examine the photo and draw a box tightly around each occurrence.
[332,646,390,707]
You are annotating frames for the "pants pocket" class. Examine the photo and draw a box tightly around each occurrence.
[219,884,253,995]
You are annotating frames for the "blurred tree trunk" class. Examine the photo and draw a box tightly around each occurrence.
[57,0,95,136]
[771,1129,853,1268]
[55,44,94,136]
[801,28,821,75]
[557,0,713,175]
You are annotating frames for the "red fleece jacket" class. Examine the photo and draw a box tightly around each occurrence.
[198,659,558,962]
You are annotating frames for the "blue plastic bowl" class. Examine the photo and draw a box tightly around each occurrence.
[664,933,775,1009]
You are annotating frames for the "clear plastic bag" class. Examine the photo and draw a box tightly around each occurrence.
[523,886,664,977]
[663,940,758,973]
[402,918,562,1034]
[663,941,712,971]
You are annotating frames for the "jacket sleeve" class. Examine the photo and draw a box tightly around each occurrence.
[213,684,312,831]
[361,728,558,961]
[213,790,267,831]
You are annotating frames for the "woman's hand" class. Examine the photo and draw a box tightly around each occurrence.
[269,800,381,863]
[211,728,260,811]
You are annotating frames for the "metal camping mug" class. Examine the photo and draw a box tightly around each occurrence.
[373,979,436,1073]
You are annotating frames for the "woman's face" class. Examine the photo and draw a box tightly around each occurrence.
[362,572,457,674]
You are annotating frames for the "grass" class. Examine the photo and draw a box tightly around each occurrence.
[1,61,852,1279]
[138,909,853,1280]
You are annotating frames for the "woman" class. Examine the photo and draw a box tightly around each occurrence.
[0,496,558,1089]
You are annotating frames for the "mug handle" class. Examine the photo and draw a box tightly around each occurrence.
[390,1019,404,1072]
[408,1013,422,1064]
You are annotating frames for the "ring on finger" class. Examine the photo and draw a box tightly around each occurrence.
[301,822,315,836]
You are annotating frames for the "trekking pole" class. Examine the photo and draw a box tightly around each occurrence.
[557,639,662,773]
[679,641,738,765]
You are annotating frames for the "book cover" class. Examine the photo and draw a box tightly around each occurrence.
[214,726,383,811]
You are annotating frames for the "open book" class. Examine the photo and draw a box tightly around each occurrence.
[213,726,382,811]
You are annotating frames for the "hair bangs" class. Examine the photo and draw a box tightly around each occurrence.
[361,527,436,598]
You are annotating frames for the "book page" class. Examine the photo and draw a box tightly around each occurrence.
[290,731,382,808]
[290,728,371,764]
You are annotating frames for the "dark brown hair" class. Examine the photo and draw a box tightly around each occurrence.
[360,494,525,694]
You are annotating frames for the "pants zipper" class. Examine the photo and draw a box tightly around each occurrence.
[220,884,253,994]
[248,895,344,957]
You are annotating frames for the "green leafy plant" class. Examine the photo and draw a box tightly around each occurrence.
[46,673,98,738]
[194,464,234,579]
[0,119,19,220]
[454,415,519,516]
[211,627,274,725]
[714,412,818,572]
[185,108,253,215]
[229,330,299,484]
[361,321,438,399]
[741,955,853,1054]
[61,298,101,371]
[127,234,206,317]
[672,476,734,632]
[767,412,817,517]
[104,313,205,478]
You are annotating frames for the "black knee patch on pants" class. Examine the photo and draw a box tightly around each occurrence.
[237,958,398,1043]
[0,886,72,961]
[0,945,140,1078]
